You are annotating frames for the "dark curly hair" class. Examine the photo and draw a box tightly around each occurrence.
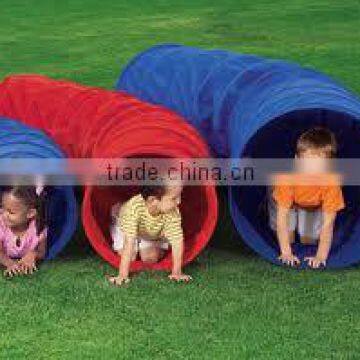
[1,185,48,235]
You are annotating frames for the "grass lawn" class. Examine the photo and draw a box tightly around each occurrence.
[1,0,360,358]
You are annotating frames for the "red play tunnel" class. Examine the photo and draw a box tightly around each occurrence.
[0,74,218,271]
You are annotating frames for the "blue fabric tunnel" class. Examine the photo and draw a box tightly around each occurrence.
[0,117,78,260]
[116,44,360,268]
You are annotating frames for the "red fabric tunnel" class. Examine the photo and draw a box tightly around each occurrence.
[0,74,218,271]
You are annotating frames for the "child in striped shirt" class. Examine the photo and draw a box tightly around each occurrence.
[108,182,191,286]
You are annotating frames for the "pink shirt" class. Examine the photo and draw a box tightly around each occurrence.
[0,214,47,259]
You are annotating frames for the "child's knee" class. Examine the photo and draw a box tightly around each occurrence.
[140,253,159,264]
[300,235,318,245]
[140,248,163,264]
[289,231,295,244]
[142,257,158,264]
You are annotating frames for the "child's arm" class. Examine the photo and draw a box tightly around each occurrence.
[277,206,300,266]
[118,234,135,280]
[0,219,21,276]
[108,234,135,286]
[18,231,47,275]
[0,242,21,277]
[168,239,191,282]
[163,210,191,282]
[35,233,47,260]
[305,211,336,268]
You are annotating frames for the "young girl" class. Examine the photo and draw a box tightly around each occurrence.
[0,185,48,277]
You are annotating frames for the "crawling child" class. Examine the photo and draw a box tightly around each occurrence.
[0,185,48,277]
[269,127,344,268]
[108,181,191,286]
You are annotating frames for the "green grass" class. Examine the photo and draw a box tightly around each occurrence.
[1,1,360,358]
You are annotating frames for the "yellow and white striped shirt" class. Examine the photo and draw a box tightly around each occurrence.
[117,194,183,246]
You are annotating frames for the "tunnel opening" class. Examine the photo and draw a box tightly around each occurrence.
[231,109,360,266]
[83,154,216,271]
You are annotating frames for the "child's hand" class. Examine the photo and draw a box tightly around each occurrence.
[304,256,326,269]
[4,263,22,277]
[278,253,300,267]
[106,275,130,287]
[18,251,37,275]
[168,273,192,282]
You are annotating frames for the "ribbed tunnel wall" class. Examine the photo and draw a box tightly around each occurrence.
[0,74,218,270]
[0,117,78,259]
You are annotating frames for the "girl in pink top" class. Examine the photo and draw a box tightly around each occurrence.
[0,185,48,277]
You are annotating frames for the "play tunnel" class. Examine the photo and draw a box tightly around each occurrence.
[0,75,218,271]
[0,117,78,259]
[116,44,360,268]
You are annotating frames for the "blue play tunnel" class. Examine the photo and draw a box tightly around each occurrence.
[116,44,360,268]
[0,117,78,259]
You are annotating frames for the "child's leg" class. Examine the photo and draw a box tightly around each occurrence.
[297,208,322,245]
[267,187,296,243]
[111,202,122,221]
[111,225,138,261]
[139,239,168,264]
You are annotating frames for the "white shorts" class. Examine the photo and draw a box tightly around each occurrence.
[268,190,323,240]
[110,225,169,253]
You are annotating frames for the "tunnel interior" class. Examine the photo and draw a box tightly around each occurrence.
[232,109,360,261]
[46,186,75,257]
[89,155,211,262]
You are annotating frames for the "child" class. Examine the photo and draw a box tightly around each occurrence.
[108,181,191,286]
[269,127,344,268]
[0,185,48,277]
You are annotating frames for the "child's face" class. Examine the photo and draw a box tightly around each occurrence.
[295,148,330,173]
[1,193,36,228]
[152,185,183,214]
